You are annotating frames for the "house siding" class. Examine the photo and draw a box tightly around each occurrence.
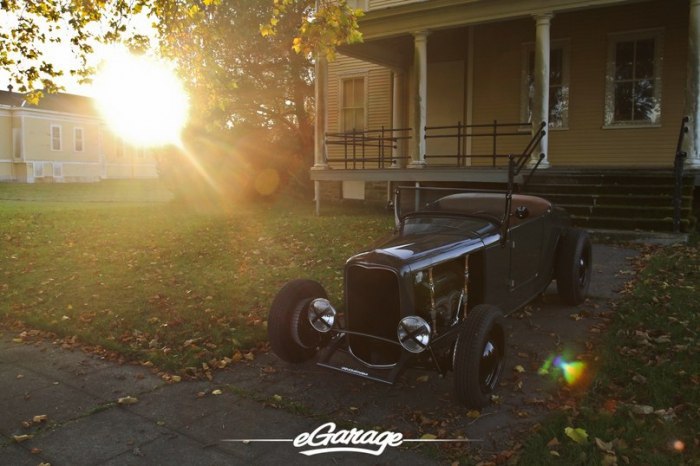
[327,54,393,168]
[369,0,424,11]
[0,92,158,182]
[329,0,689,169]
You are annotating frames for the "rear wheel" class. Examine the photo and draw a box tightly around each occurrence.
[556,229,592,305]
[268,279,327,363]
[453,304,506,408]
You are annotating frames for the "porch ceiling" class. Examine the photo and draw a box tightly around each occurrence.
[355,0,644,41]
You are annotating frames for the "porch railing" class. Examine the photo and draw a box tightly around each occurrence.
[324,121,540,169]
[424,120,533,167]
[672,116,689,233]
[325,127,412,169]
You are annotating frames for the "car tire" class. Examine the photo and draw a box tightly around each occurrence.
[268,279,328,363]
[453,304,506,408]
[556,229,592,305]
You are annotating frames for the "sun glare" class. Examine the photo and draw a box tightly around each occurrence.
[93,47,189,147]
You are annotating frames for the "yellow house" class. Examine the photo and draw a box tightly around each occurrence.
[311,0,699,231]
[0,89,158,182]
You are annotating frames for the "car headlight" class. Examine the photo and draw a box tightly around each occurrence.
[308,298,336,333]
[397,316,431,353]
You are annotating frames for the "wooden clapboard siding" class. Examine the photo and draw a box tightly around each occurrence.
[327,54,393,168]
[546,1,688,167]
[369,0,423,11]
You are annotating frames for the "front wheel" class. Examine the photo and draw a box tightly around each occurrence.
[453,304,506,408]
[268,279,327,363]
[556,229,592,305]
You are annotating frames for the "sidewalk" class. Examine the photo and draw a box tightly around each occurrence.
[0,244,640,465]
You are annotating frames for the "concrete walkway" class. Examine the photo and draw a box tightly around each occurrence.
[0,244,640,465]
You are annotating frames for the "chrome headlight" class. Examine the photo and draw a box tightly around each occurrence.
[397,316,431,353]
[308,298,336,333]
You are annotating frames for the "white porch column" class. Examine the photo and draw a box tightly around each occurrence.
[685,0,700,167]
[531,13,552,168]
[312,52,328,216]
[392,71,404,168]
[410,30,429,168]
[312,55,328,170]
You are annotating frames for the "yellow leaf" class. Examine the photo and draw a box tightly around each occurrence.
[170,375,182,383]
[514,365,526,373]
[421,433,437,440]
[32,415,48,423]
[466,410,480,419]
[272,394,282,402]
[564,427,589,444]
[13,434,33,443]
[117,396,139,405]
[211,389,223,395]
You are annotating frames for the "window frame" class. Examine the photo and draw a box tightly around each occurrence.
[50,124,62,151]
[74,127,84,152]
[520,39,571,130]
[604,28,664,128]
[338,74,368,133]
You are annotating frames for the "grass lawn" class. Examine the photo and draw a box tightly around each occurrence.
[2,181,698,463]
[519,243,700,464]
[0,181,394,374]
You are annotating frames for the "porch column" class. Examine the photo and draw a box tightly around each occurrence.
[531,13,552,168]
[410,30,429,168]
[686,0,700,167]
[312,52,328,216]
[392,71,404,168]
[313,55,328,170]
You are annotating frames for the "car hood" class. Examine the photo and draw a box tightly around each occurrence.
[348,225,500,273]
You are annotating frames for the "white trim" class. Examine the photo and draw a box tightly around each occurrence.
[603,28,664,128]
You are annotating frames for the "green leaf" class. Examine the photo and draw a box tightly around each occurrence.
[564,427,589,444]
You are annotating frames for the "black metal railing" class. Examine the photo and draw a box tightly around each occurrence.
[672,116,689,233]
[325,127,412,169]
[424,120,534,167]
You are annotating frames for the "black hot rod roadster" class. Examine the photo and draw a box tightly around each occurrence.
[268,131,592,408]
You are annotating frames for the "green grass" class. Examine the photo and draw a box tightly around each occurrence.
[518,243,700,465]
[0,181,394,373]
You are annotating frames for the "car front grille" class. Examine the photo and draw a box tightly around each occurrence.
[346,265,402,366]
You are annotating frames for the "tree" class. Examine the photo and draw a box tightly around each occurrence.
[1,0,362,196]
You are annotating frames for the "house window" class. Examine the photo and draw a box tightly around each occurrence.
[605,30,663,126]
[340,76,366,132]
[51,125,62,151]
[522,41,570,129]
[74,128,84,152]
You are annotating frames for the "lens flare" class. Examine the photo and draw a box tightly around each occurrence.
[539,354,587,386]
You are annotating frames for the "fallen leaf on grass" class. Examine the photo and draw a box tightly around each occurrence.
[420,433,437,440]
[514,365,526,373]
[211,389,223,396]
[32,415,48,423]
[117,396,139,405]
[13,434,32,443]
[564,427,588,444]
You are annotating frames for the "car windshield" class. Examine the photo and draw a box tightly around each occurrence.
[401,215,493,236]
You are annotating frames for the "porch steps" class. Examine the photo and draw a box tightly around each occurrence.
[522,171,696,233]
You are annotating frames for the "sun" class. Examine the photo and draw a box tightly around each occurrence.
[93,47,189,147]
